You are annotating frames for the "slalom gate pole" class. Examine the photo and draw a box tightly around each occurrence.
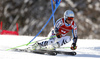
[51,0,55,26]
[55,0,59,7]
[26,0,61,46]
[6,35,56,51]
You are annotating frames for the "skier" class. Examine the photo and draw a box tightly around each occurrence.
[31,10,78,50]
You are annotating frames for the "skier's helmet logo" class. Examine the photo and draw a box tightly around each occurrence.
[64,10,74,21]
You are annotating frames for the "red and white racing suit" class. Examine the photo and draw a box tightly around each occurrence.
[40,18,78,47]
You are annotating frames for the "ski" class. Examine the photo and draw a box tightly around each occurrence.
[34,49,77,56]
[12,48,76,56]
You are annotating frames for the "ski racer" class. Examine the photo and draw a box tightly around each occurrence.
[31,10,78,50]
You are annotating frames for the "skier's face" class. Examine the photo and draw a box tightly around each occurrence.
[66,17,74,24]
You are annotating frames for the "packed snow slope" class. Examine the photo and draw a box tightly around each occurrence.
[0,35,100,59]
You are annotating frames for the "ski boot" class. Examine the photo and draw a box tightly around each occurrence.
[26,42,42,52]
[32,42,42,50]
[46,42,60,50]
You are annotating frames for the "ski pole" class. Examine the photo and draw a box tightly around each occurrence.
[26,0,61,46]
[6,35,56,51]
[60,47,71,49]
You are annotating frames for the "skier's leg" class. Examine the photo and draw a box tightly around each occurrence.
[53,36,71,48]
[38,30,56,46]
[39,35,56,46]
[31,36,71,50]
[40,36,71,50]
[31,30,56,50]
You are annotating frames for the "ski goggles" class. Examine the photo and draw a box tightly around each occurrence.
[67,17,74,21]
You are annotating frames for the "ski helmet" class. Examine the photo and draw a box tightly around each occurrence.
[64,10,74,21]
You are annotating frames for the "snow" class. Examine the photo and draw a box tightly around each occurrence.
[0,35,100,59]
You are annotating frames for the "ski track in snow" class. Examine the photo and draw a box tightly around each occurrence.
[0,35,100,59]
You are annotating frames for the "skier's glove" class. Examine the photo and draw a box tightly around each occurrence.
[71,43,77,50]
[56,33,62,38]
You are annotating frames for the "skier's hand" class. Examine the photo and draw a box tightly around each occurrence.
[56,33,62,38]
[71,43,77,50]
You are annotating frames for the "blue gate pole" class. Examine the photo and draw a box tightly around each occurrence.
[55,0,58,7]
[26,0,61,46]
[51,0,55,26]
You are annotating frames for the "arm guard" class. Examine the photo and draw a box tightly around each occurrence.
[73,36,78,43]
[54,18,62,34]
[54,27,59,34]
[72,22,78,44]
